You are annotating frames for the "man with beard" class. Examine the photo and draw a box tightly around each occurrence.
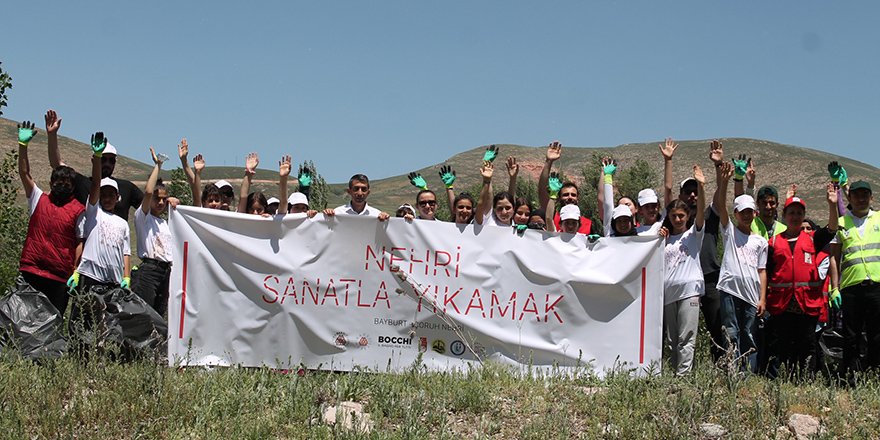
[538,141,601,236]
[16,121,85,315]
[665,139,727,363]
[45,110,143,220]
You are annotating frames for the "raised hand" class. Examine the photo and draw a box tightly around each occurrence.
[786,184,798,200]
[732,154,750,181]
[439,165,456,189]
[279,155,291,178]
[480,160,494,181]
[746,157,756,187]
[297,165,312,188]
[602,158,618,176]
[828,161,848,186]
[44,110,62,134]
[90,132,107,157]
[658,137,678,160]
[693,164,706,185]
[507,156,519,178]
[150,147,166,166]
[719,161,734,181]
[483,145,499,163]
[548,171,563,199]
[193,154,205,174]
[178,138,189,159]
[17,121,37,146]
[709,140,723,165]
[407,172,428,190]
[826,182,838,205]
[546,141,562,162]
[245,152,259,175]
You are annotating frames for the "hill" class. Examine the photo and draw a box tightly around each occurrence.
[3,117,876,216]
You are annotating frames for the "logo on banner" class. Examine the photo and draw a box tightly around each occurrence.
[378,336,413,348]
[334,332,347,347]
[358,335,370,347]
[431,339,446,354]
[450,340,465,356]
[419,337,428,352]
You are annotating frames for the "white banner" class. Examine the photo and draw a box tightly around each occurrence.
[168,206,664,376]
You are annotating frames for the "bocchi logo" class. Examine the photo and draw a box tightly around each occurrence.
[377,336,412,346]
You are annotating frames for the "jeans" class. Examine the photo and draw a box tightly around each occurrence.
[719,290,758,372]
[131,258,172,317]
[701,271,725,362]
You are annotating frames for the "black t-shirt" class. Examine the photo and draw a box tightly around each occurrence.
[72,172,144,221]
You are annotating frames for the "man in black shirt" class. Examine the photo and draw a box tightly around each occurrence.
[45,109,143,220]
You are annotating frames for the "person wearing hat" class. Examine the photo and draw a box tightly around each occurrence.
[68,133,132,294]
[538,141,601,235]
[665,139,728,363]
[548,204,582,234]
[636,188,663,235]
[395,203,416,219]
[715,162,768,372]
[763,185,839,379]
[829,179,880,378]
[45,110,143,221]
[287,192,317,217]
[266,197,281,215]
[16,120,85,316]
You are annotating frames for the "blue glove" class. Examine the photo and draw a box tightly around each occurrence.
[90,132,107,157]
[407,172,428,191]
[828,162,848,186]
[121,276,131,290]
[439,165,456,189]
[66,273,80,292]
[587,234,601,243]
[548,172,563,199]
[298,165,313,189]
[732,154,750,181]
[602,160,617,184]
[515,224,528,233]
[482,145,499,162]
[828,288,842,310]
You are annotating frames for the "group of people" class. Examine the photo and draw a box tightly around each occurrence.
[12,109,880,383]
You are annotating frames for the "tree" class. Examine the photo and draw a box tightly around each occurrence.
[0,151,28,290]
[616,157,658,204]
[0,61,11,116]
[298,160,329,210]
[166,167,193,206]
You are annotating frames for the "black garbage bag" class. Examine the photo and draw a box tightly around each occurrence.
[68,284,167,362]
[0,276,67,361]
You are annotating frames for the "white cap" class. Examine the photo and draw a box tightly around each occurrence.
[266,197,280,205]
[214,180,233,190]
[680,177,697,189]
[103,143,118,156]
[612,204,633,220]
[734,194,757,213]
[287,192,309,207]
[397,204,416,216]
[637,188,658,206]
[560,204,580,221]
[100,177,118,191]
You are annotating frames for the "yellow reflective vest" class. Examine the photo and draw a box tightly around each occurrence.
[751,217,787,240]
[837,212,880,289]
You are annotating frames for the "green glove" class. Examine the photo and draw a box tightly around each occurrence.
[482,145,499,163]
[121,276,131,289]
[548,172,563,199]
[297,165,313,189]
[439,165,456,189]
[67,272,80,292]
[828,288,842,310]
[733,154,750,181]
[407,172,428,191]
[90,132,107,157]
[515,224,528,233]
[828,161,848,186]
[587,234,601,243]
[602,160,617,185]
[17,121,37,146]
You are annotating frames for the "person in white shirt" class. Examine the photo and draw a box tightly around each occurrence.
[323,174,390,220]
[636,188,664,235]
[73,133,132,291]
[132,148,179,316]
[715,162,769,373]
[658,165,708,375]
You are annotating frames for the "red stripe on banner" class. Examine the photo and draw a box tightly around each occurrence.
[639,266,646,364]
[179,241,188,339]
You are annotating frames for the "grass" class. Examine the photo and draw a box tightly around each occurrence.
[3,341,880,439]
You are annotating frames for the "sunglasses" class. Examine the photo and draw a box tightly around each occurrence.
[418,200,437,207]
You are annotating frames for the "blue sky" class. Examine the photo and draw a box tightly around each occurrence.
[4,1,878,182]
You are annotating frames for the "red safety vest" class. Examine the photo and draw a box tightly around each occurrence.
[767,231,824,316]
[19,193,84,283]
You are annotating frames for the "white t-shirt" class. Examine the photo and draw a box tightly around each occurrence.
[334,203,381,217]
[717,221,768,307]
[482,211,511,227]
[134,208,173,262]
[664,224,705,304]
[637,222,663,236]
[78,202,131,284]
